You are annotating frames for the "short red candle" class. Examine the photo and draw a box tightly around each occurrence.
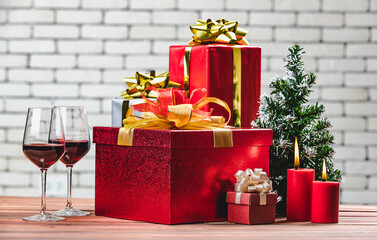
[311,181,340,223]
[286,168,315,222]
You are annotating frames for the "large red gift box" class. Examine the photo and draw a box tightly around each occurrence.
[227,192,277,225]
[93,127,272,224]
[169,44,261,127]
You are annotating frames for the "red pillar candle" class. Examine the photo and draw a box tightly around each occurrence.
[311,159,340,223]
[287,168,315,221]
[286,137,315,222]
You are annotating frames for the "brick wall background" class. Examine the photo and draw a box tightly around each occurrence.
[0,0,376,204]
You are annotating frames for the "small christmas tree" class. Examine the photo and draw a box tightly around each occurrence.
[252,45,341,214]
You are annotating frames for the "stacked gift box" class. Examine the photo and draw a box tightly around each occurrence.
[93,19,276,225]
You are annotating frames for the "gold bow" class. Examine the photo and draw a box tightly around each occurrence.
[121,71,180,99]
[188,19,249,45]
[118,87,232,146]
[234,168,272,193]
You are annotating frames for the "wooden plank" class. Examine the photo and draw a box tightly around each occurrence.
[1,196,377,239]
[341,205,377,212]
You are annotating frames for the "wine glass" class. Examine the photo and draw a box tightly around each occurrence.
[51,106,91,217]
[22,107,66,221]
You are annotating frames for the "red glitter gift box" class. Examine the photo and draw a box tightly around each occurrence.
[93,126,272,224]
[169,44,261,127]
[227,192,277,225]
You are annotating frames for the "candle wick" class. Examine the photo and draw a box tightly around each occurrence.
[294,166,299,170]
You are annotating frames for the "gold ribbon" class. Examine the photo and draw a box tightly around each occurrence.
[184,46,192,96]
[213,128,233,148]
[118,88,233,148]
[121,71,180,99]
[234,168,272,205]
[232,46,242,127]
[188,19,249,45]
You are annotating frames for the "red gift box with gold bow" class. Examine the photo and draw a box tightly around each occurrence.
[169,19,261,127]
[93,87,272,224]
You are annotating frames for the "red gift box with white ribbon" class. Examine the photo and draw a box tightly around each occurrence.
[227,168,277,225]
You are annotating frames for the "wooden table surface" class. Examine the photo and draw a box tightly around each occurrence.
[1,196,377,239]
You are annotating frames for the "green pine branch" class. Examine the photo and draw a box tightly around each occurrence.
[253,44,342,214]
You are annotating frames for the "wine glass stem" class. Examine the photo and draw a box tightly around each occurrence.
[40,169,47,216]
[66,166,73,209]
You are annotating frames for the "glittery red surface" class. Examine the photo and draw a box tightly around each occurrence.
[94,127,272,224]
[169,44,261,127]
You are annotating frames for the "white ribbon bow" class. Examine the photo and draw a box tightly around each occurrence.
[234,168,272,205]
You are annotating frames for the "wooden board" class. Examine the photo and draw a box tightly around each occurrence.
[1,196,377,239]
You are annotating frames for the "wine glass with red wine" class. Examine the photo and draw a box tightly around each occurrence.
[51,106,91,217]
[23,107,66,221]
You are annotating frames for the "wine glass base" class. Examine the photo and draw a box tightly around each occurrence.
[51,207,90,217]
[23,213,65,222]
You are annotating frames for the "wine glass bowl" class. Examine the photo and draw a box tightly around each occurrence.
[59,140,90,166]
[22,107,66,222]
[51,106,91,217]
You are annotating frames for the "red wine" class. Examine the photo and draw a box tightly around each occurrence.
[60,140,89,166]
[23,143,65,169]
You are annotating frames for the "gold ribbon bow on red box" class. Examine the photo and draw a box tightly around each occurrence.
[121,71,180,99]
[188,18,249,45]
[118,87,233,147]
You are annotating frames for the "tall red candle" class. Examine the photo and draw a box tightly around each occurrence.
[287,168,315,221]
[311,159,340,223]
[286,137,315,222]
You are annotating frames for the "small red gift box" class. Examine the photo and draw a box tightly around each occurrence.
[93,127,272,224]
[169,44,261,127]
[227,192,277,225]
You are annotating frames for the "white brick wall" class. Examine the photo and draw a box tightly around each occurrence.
[82,0,128,9]
[30,55,76,68]
[32,84,79,97]
[0,26,31,38]
[57,10,102,24]
[297,13,343,27]
[275,28,320,42]
[10,40,55,53]
[9,69,53,82]
[57,40,103,53]
[275,0,320,11]
[346,14,377,26]
[78,55,123,68]
[0,0,32,8]
[0,55,27,67]
[56,70,101,83]
[178,0,223,10]
[105,11,151,24]
[35,0,79,8]
[250,12,295,26]
[34,25,79,38]
[323,0,369,12]
[323,29,369,42]
[153,11,199,25]
[226,0,272,10]
[82,25,129,39]
[8,10,54,23]
[0,0,376,205]
[105,41,151,54]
